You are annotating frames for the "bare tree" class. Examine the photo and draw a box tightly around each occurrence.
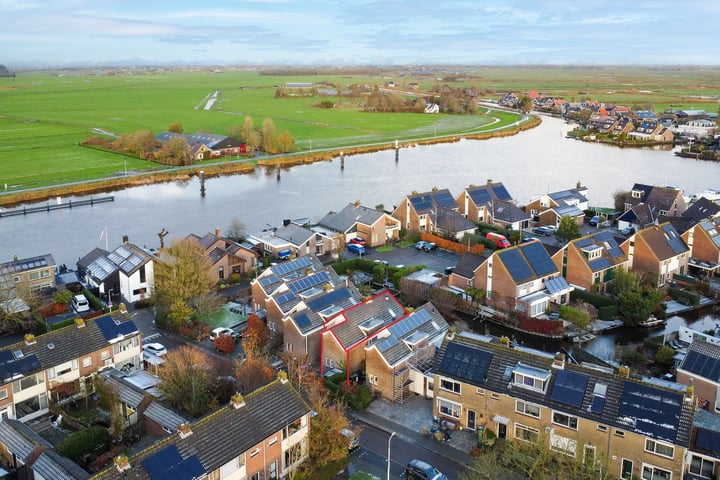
[159,346,218,416]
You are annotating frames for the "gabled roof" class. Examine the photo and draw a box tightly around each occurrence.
[318,203,385,233]
[568,231,627,272]
[435,332,693,446]
[273,223,315,248]
[92,378,310,480]
[463,182,513,207]
[452,252,486,279]
[0,419,51,461]
[0,253,55,275]
[370,302,449,367]
[683,197,720,222]
[81,243,154,280]
[627,183,684,215]
[678,340,720,382]
[406,189,456,214]
[255,256,327,297]
[327,290,407,350]
[492,200,531,224]
[548,186,589,206]
[435,207,477,233]
[618,203,655,227]
[636,223,689,261]
[289,285,363,335]
[33,449,90,480]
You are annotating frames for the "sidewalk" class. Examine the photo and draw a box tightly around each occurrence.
[348,395,477,475]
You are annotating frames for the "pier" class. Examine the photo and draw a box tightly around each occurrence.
[0,196,114,218]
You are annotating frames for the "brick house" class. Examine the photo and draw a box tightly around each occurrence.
[525,186,589,228]
[317,202,401,248]
[676,340,720,416]
[455,181,530,229]
[0,254,56,294]
[621,223,690,287]
[249,223,334,261]
[186,229,260,281]
[391,188,459,234]
[433,332,694,480]
[682,217,720,279]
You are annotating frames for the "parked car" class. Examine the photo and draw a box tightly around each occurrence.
[349,237,367,246]
[142,343,168,357]
[346,243,366,255]
[620,226,635,236]
[423,242,438,252]
[588,215,600,226]
[405,459,448,480]
[414,240,429,251]
[532,226,554,236]
[341,428,360,451]
[210,327,238,341]
[485,232,511,248]
[522,236,540,243]
[72,294,90,312]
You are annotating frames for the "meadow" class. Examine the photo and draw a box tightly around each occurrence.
[0,66,717,194]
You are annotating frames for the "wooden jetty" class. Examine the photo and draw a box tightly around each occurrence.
[0,196,114,218]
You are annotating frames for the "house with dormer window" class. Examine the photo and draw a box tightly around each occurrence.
[553,230,630,293]
[455,181,530,230]
[525,185,589,228]
[317,202,401,248]
[621,222,690,287]
[391,188,460,234]
[433,331,694,480]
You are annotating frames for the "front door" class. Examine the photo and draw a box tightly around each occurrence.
[498,423,507,439]
[467,410,476,430]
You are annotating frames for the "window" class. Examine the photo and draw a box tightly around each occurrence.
[101,350,110,360]
[286,343,294,352]
[645,439,674,459]
[476,388,485,395]
[516,400,540,418]
[490,392,500,400]
[437,398,461,419]
[550,432,577,457]
[513,364,550,392]
[218,266,225,279]
[82,357,92,368]
[250,448,260,458]
[641,464,671,480]
[269,460,278,480]
[139,265,146,283]
[268,321,277,332]
[439,377,461,394]
[597,424,608,432]
[514,423,539,443]
[268,436,277,446]
[689,455,714,478]
[552,411,578,430]
[0,389,7,401]
[614,429,625,438]
[369,375,378,385]
[325,358,334,368]
[583,445,596,468]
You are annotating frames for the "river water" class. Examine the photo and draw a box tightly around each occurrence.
[3,116,718,268]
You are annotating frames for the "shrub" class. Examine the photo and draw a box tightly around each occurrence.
[53,289,74,305]
[214,334,236,354]
[56,426,110,464]
[598,305,618,320]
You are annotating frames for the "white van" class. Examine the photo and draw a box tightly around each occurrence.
[73,294,90,312]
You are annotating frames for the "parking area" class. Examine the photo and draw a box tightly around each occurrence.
[363,245,461,274]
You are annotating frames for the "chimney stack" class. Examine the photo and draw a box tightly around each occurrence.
[122,235,129,244]
[215,227,221,237]
[487,179,493,185]
[552,352,565,370]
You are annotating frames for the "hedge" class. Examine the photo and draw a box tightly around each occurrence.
[570,290,617,307]
[667,287,700,307]
[598,305,618,320]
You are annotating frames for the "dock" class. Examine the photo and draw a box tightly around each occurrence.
[0,196,114,218]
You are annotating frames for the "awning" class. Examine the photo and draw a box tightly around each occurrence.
[492,415,510,425]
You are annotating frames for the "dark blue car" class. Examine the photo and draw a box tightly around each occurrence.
[347,243,366,255]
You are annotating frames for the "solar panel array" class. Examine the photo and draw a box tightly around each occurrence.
[661,224,687,254]
[498,249,534,283]
[618,381,682,442]
[434,190,457,207]
[469,188,492,205]
[521,241,557,276]
[589,394,606,414]
[388,308,430,339]
[589,257,612,272]
[273,256,312,276]
[306,287,350,312]
[681,350,720,380]
[141,444,205,480]
[259,275,279,287]
[438,343,493,385]
[275,291,296,306]
[295,313,312,329]
[289,271,330,293]
[378,335,399,352]
[410,195,434,213]
[550,370,588,408]
[574,238,593,248]
[696,428,720,452]
[491,184,511,200]
[4,256,49,273]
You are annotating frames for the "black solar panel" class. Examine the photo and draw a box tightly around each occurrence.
[469,189,492,205]
[275,292,296,305]
[410,196,434,212]
[288,271,330,293]
[433,190,456,208]
[662,224,687,255]
[522,241,557,276]
[438,343,493,385]
[589,395,606,414]
[491,184,512,200]
[389,309,430,338]
[574,238,593,248]
[142,445,205,480]
[589,257,612,272]
[306,287,350,312]
[498,249,534,283]
[295,313,312,329]
[682,350,720,380]
[618,382,682,443]
[696,428,720,452]
[259,275,279,287]
[550,370,588,408]
[273,256,311,276]
[96,315,138,341]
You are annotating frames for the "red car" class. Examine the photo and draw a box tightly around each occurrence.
[349,237,367,246]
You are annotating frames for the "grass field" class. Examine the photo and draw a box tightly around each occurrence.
[0,66,717,193]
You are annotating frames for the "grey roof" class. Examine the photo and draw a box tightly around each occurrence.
[637,223,689,261]
[548,187,588,206]
[492,199,531,224]
[435,207,477,233]
[77,248,114,281]
[273,223,315,248]
[33,449,90,480]
[255,256,327,296]
[452,252,486,279]
[91,379,310,480]
[156,131,237,150]
[267,263,346,315]
[0,311,139,386]
[570,231,627,272]
[0,253,55,275]
[435,333,693,446]
[107,243,155,276]
[0,419,51,461]
[289,285,363,334]
[372,303,449,367]
[330,290,407,350]
[143,402,190,433]
[683,197,720,222]
[105,374,146,408]
[317,203,385,233]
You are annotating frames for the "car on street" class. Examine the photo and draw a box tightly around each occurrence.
[414,240,429,251]
[405,459,448,480]
[210,327,238,341]
[532,226,554,236]
[347,243,366,255]
[588,215,600,227]
[522,236,540,243]
[349,237,367,246]
[423,242,438,252]
[142,342,168,356]
[620,226,635,236]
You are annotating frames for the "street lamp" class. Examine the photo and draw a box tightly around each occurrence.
[387,431,396,480]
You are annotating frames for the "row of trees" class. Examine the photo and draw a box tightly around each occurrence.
[228,115,295,154]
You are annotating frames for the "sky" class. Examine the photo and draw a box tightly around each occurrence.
[1,0,719,68]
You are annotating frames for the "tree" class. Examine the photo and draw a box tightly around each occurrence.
[56,426,110,465]
[613,190,630,213]
[234,356,274,393]
[277,130,295,153]
[158,346,217,416]
[53,289,73,306]
[262,118,278,153]
[555,215,581,244]
[156,136,191,166]
[214,333,235,354]
[518,95,533,114]
[153,238,215,327]
[242,313,270,359]
[655,345,676,366]
[226,218,246,242]
[332,232,346,259]
[0,278,38,332]
[168,122,183,133]
[611,269,663,327]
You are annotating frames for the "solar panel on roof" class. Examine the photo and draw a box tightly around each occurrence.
[589,257,612,272]
[682,350,720,380]
[618,382,682,443]
[491,184,511,200]
[574,238,593,248]
[259,275,279,287]
[306,287,350,312]
[469,188,492,205]
[96,315,138,341]
[662,224,687,255]
[498,249,534,282]
[378,336,399,352]
[295,313,312,329]
[388,309,429,338]
[275,292,296,305]
[273,256,312,276]
[696,428,720,452]
[589,395,606,414]
[433,190,456,207]
[141,444,205,480]
[550,370,588,408]
[410,196,433,212]
[522,241,556,276]
[289,271,330,293]
[438,343,493,385]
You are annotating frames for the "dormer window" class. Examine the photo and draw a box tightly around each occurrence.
[513,364,551,393]
[631,190,643,199]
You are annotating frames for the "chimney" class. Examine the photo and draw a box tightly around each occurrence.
[122,235,129,244]
[552,352,565,370]
[114,454,130,473]
[75,318,86,329]
[278,371,288,384]
[283,219,291,227]
[618,365,630,377]
[230,393,246,409]
[487,179,493,185]
[215,227,221,237]
[178,422,193,439]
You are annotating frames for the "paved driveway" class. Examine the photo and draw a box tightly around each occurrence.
[364,245,460,274]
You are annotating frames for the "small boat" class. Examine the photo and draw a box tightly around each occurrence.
[638,316,665,328]
[573,333,597,343]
